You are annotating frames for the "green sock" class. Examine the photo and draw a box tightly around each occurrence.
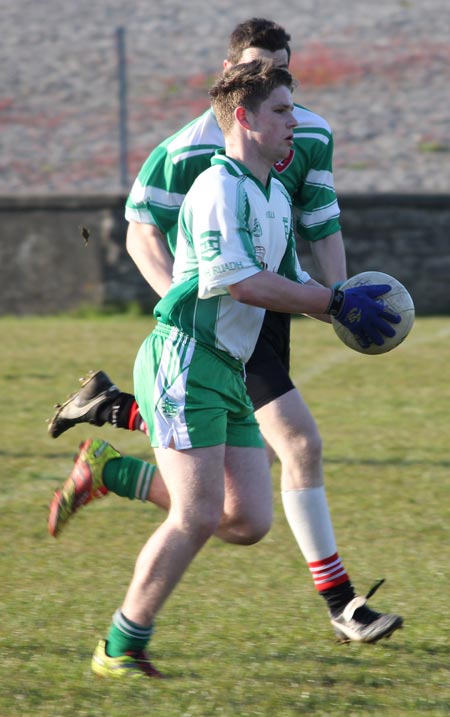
[106,609,154,657]
[103,455,155,501]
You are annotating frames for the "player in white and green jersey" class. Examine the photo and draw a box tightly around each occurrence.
[48,21,403,659]
[91,59,398,676]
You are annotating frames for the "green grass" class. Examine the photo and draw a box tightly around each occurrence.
[1,315,449,716]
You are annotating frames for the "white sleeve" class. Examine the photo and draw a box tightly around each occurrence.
[190,177,262,299]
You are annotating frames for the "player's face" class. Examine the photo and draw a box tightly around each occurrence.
[224,46,290,71]
[248,85,297,163]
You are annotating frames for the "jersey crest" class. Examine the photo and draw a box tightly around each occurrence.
[273,149,295,174]
[200,231,221,261]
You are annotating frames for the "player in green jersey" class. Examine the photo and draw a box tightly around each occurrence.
[56,59,401,680]
[48,19,404,647]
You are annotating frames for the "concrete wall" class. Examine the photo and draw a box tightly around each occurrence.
[0,195,158,315]
[1,194,449,315]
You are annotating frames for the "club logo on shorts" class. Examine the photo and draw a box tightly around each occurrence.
[200,231,221,261]
[273,149,295,173]
[161,397,180,416]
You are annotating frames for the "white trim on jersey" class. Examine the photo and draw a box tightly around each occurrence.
[130,177,185,209]
[172,147,219,165]
[298,200,340,228]
[293,130,330,145]
[125,205,157,224]
[304,169,336,190]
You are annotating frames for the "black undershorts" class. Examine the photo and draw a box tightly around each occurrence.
[244,311,295,411]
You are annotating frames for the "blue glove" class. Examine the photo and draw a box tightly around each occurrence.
[328,284,401,348]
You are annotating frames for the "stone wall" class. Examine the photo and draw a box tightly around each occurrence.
[1,194,449,316]
[299,194,450,315]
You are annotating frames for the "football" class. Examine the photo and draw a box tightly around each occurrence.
[331,271,415,355]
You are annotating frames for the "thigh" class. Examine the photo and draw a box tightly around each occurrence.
[154,444,226,525]
[255,387,320,456]
[223,445,273,526]
[255,387,323,490]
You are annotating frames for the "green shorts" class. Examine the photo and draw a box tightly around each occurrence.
[133,323,264,450]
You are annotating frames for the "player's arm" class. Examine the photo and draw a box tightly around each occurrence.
[125,139,188,298]
[229,271,400,348]
[310,230,347,288]
[126,221,173,298]
[229,271,332,315]
[294,119,346,287]
[301,276,333,324]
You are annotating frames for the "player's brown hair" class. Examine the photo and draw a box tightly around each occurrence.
[209,58,294,135]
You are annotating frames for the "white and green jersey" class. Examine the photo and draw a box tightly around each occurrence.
[154,152,311,363]
[125,104,341,256]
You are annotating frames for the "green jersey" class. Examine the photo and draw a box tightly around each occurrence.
[125,104,341,255]
[154,152,311,363]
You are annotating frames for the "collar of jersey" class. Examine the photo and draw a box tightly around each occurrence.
[211,150,272,198]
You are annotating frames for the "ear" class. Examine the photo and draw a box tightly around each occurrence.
[235,105,251,130]
[223,59,231,71]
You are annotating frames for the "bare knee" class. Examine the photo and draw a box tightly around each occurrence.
[286,422,322,462]
[216,509,272,545]
[301,425,323,462]
[237,517,271,545]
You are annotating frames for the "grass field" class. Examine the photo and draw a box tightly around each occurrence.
[1,314,449,716]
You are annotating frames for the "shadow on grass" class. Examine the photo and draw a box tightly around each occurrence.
[326,456,450,468]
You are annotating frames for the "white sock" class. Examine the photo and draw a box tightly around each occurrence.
[281,486,349,590]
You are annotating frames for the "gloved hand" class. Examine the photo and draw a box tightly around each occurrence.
[327,284,401,349]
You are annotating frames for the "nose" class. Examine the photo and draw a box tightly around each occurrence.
[287,112,298,128]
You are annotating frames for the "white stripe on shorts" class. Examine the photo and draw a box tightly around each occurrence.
[153,327,195,449]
